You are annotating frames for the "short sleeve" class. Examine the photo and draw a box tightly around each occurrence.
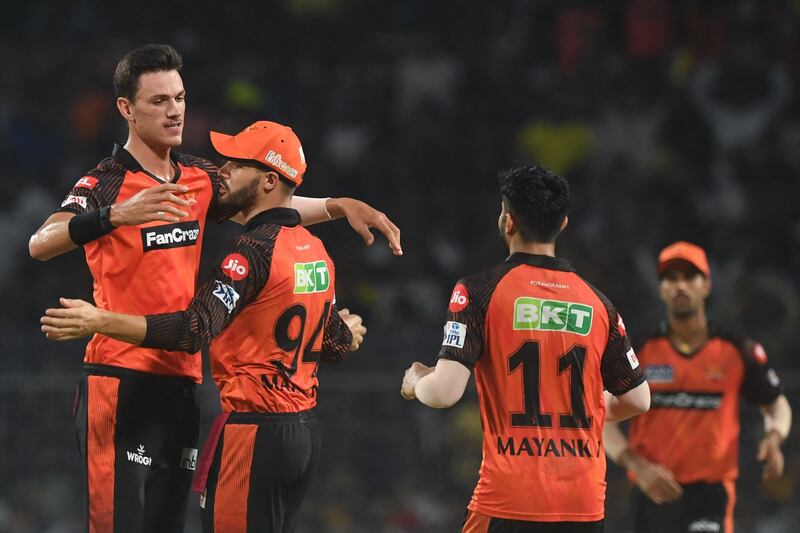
[58,173,111,214]
[739,339,782,406]
[599,307,646,396]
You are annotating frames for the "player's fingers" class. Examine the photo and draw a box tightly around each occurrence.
[371,215,402,255]
[44,308,81,319]
[41,315,80,327]
[148,183,190,194]
[351,221,375,246]
[146,211,181,223]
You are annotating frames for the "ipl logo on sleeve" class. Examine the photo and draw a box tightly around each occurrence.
[442,321,467,349]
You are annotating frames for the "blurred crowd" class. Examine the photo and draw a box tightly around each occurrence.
[1,0,799,531]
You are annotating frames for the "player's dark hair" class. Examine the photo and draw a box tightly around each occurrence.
[114,44,183,100]
[498,165,572,243]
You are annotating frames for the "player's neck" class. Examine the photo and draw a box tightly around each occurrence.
[124,135,175,181]
[508,239,556,257]
[239,196,293,224]
[667,308,708,351]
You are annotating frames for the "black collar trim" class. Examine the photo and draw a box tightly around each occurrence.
[506,252,575,272]
[246,207,302,230]
[112,144,182,183]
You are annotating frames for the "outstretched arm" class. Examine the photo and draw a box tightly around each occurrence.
[291,196,402,256]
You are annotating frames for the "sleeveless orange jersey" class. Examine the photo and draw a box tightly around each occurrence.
[438,253,644,522]
[627,326,782,484]
[59,145,224,382]
[143,208,352,413]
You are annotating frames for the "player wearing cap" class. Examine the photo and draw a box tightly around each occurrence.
[42,120,367,532]
[603,242,793,533]
[401,166,650,532]
[29,44,399,533]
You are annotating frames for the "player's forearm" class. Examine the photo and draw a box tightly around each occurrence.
[603,420,631,464]
[415,371,461,408]
[29,216,78,260]
[95,310,147,345]
[762,395,792,442]
[291,196,332,226]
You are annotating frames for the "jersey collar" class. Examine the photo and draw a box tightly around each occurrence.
[112,144,182,183]
[506,252,576,272]
[246,207,302,230]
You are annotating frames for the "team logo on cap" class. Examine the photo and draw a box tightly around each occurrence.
[266,150,299,178]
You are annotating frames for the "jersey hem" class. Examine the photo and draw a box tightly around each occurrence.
[468,502,604,522]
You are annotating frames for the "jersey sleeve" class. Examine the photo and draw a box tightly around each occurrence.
[596,297,645,396]
[58,167,122,214]
[142,231,276,352]
[437,279,485,370]
[739,339,783,406]
[320,302,353,364]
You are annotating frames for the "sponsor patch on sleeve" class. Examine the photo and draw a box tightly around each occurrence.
[448,283,469,313]
[221,253,249,281]
[212,280,240,313]
[626,347,639,369]
[617,314,628,337]
[442,321,467,349]
[75,176,98,189]
[752,342,768,365]
[61,195,88,209]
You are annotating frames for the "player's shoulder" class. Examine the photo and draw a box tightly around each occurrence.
[173,152,218,174]
[711,323,768,364]
[81,155,126,183]
[457,260,519,291]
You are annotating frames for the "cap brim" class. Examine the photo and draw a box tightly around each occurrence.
[658,258,705,277]
[209,131,250,160]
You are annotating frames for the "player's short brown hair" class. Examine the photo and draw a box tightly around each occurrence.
[113,44,183,100]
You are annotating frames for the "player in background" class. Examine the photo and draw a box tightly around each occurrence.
[28,44,399,532]
[42,120,367,532]
[603,242,792,533]
[401,166,650,533]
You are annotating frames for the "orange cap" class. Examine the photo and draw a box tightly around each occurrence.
[210,121,307,185]
[657,241,710,278]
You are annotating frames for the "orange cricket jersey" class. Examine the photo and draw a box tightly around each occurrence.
[628,327,782,484]
[59,145,219,382]
[439,253,644,522]
[142,208,353,413]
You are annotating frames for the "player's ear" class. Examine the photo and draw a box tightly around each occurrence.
[116,97,134,122]
[261,171,279,192]
[560,216,569,231]
[504,211,517,236]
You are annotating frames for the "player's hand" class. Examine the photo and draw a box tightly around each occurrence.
[339,308,366,351]
[757,430,785,481]
[40,298,105,341]
[110,183,196,226]
[401,362,434,400]
[632,460,684,504]
[326,197,402,256]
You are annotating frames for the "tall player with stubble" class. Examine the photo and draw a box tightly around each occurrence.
[402,166,650,533]
[29,44,400,532]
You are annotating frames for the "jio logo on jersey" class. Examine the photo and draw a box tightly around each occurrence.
[221,253,249,281]
[294,261,330,294]
[513,297,593,336]
[449,283,469,313]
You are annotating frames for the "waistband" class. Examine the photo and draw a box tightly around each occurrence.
[83,363,196,387]
[226,409,316,424]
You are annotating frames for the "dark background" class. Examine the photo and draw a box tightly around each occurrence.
[0,0,798,531]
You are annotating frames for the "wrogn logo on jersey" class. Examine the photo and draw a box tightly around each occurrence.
[294,261,330,293]
[213,280,240,313]
[141,221,200,251]
[513,297,593,335]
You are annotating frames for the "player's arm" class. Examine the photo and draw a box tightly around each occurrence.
[603,381,650,422]
[757,394,792,480]
[402,359,471,408]
[292,196,402,256]
[42,239,269,351]
[319,307,363,364]
[29,183,194,261]
[603,419,683,504]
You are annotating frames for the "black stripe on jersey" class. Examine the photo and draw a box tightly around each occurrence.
[650,391,723,410]
[583,280,645,396]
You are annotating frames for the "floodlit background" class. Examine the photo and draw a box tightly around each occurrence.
[1,1,799,531]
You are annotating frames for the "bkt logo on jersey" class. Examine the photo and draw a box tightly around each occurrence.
[141,221,200,251]
[294,261,330,294]
[513,297,593,335]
